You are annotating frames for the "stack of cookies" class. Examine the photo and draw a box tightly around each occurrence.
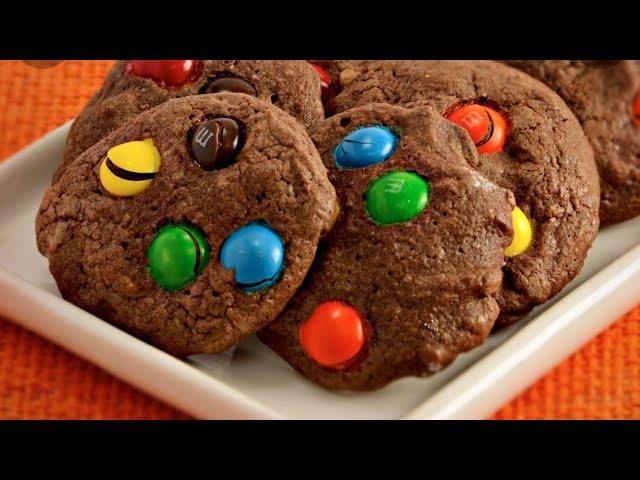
[35,60,640,390]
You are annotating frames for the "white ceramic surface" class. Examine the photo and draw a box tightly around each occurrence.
[1,122,640,419]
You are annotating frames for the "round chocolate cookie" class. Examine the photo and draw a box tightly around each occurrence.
[329,60,600,325]
[504,60,640,225]
[57,60,326,183]
[258,104,515,390]
[37,93,338,357]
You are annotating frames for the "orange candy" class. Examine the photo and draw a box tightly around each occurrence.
[299,301,367,369]
[632,89,640,126]
[447,104,508,154]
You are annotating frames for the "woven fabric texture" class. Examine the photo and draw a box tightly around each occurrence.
[0,60,638,419]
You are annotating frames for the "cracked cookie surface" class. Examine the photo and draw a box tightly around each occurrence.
[329,60,600,325]
[58,60,325,183]
[505,60,640,225]
[37,93,337,356]
[258,104,514,390]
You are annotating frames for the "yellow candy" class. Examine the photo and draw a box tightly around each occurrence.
[505,206,532,257]
[99,139,161,197]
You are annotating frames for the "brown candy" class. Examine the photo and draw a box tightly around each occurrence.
[190,118,244,170]
[201,76,257,96]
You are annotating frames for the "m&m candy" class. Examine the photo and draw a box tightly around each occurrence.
[308,62,331,90]
[505,206,533,257]
[333,125,398,169]
[201,75,257,96]
[220,222,285,293]
[299,301,367,369]
[99,139,161,197]
[632,88,640,126]
[147,224,210,292]
[446,104,508,154]
[364,171,430,225]
[126,60,202,88]
[190,118,244,171]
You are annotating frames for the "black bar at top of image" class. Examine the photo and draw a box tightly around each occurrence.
[4,13,639,59]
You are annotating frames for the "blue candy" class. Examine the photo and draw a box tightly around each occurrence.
[333,125,398,169]
[220,222,285,293]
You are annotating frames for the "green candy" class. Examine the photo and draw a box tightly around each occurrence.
[364,171,430,225]
[146,224,210,291]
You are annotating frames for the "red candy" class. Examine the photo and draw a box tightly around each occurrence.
[446,104,508,154]
[299,301,367,369]
[633,88,640,126]
[126,60,202,89]
[308,62,331,90]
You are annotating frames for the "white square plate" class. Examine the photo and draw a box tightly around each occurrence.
[2,123,640,419]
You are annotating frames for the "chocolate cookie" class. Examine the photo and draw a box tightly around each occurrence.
[505,60,640,225]
[37,93,338,357]
[258,104,515,390]
[57,60,326,183]
[329,60,600,326]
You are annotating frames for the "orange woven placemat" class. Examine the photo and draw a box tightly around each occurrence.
[0,60,638,420]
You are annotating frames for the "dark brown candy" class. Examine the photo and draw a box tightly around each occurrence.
[201,76,257,96]
[190,118,244,170]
